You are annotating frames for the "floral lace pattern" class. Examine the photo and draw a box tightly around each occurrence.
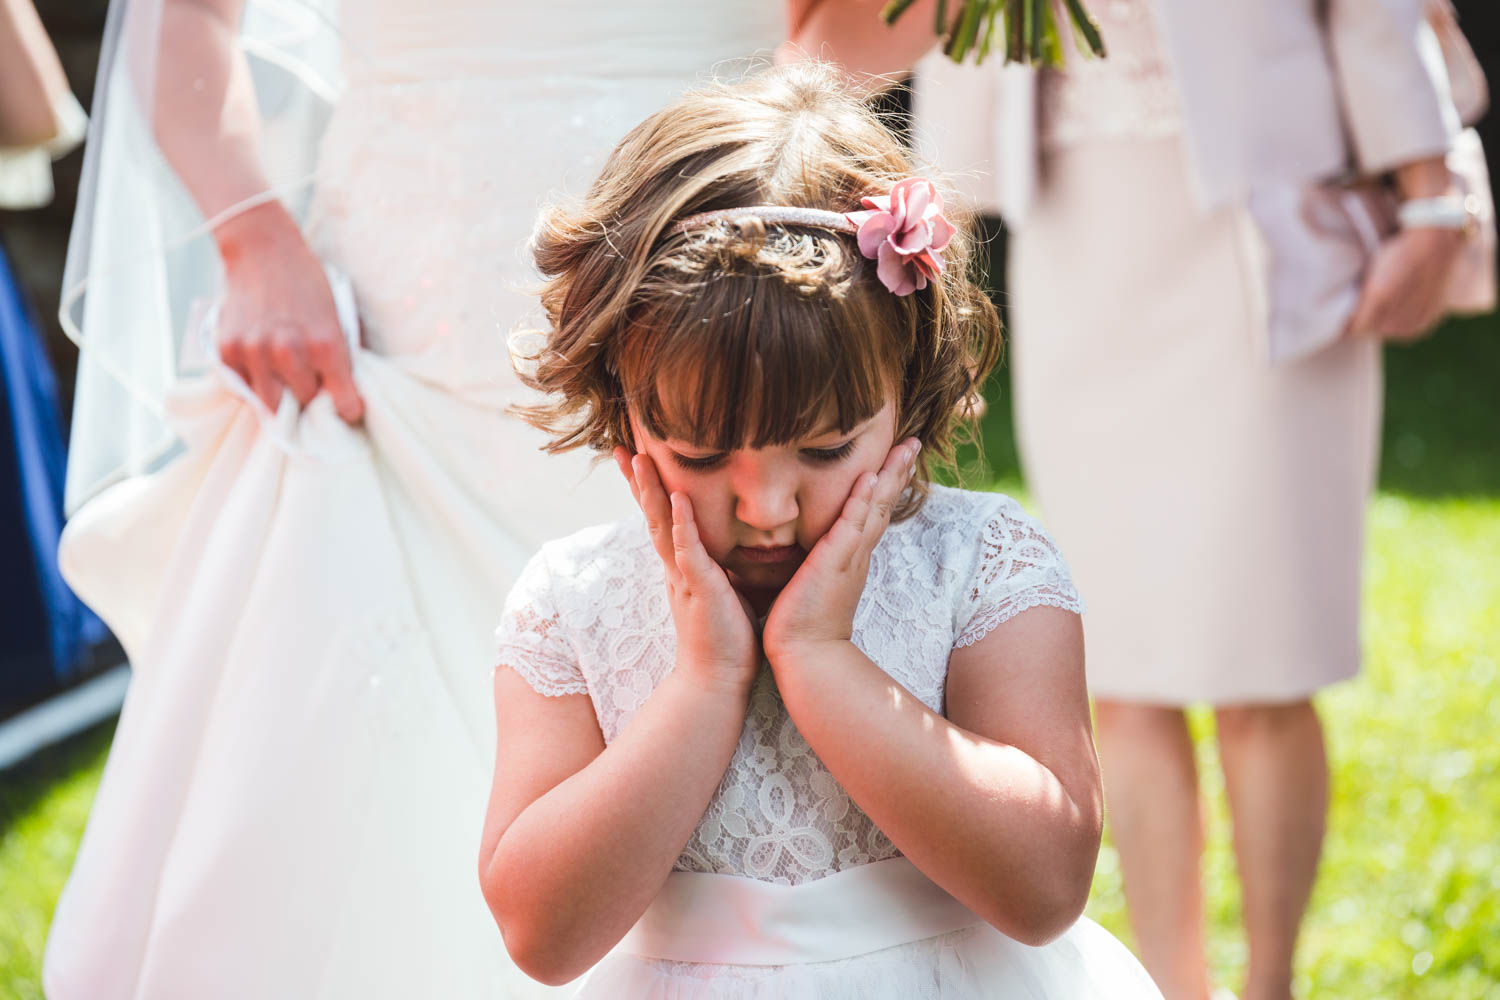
[494,486,1083,885]
[1038,0,1184,150]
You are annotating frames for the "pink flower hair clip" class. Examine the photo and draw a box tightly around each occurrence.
[671,177,956,296]
[846,178,956,296]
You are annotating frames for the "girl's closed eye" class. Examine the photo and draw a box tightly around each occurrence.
[801,440,856,465]
[667,439,857,471]
[669,450,728,472]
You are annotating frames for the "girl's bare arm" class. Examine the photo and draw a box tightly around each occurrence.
[769,605,1102,946]
[478,667,750,986]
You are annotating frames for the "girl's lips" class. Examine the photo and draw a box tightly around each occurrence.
[735,544,803,564]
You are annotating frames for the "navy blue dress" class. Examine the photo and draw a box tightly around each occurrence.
[0,241,105,700]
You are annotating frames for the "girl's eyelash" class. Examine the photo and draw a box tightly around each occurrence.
[802,440,855,464]
[670,451,727,471]
[668,440,855,470]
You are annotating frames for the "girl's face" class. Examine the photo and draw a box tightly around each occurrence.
[629,400,898,599]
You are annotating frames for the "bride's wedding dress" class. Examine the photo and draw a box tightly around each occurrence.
[43,4,782,998]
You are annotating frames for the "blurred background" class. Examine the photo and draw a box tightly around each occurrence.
[1,1,1497,997]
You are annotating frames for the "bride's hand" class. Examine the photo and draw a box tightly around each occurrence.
[213,202,365,424]
[615,448,761,696]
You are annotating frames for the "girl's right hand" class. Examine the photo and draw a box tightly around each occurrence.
[212,202,365,424]
[614,448,762,695]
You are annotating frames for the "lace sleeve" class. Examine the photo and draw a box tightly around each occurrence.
[493,550,588,698]
[955,497,1084,649]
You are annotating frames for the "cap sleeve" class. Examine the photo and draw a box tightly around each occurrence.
[955,495,1085,649]
[494,548,588,697]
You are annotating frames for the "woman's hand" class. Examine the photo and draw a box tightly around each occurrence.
[762,438,920,664]
[1347,156,1468,342]
[614,448,761,695]
[213,202,365,423]
[1346,224,1466,341]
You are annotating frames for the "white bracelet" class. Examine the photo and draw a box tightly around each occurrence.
[1397,193,1481,236]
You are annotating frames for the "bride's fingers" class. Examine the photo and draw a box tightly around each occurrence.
[670,493,723,594]
[632,454,679,578]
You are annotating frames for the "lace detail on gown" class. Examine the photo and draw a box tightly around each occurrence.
[494,487,1083,886]
[1038,0,1184,150]
[956,509,1085,647]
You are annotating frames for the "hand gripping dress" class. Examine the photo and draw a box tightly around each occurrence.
[494,486,1165,999]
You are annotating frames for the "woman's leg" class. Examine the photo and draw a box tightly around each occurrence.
[1095,700,1212,1000]
[1214,700,1328,1000]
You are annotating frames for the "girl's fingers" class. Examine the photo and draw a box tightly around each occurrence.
[632,454,679,577]
[613,447,641,506]
[670,493,722,591]
[863,439,919,546]
[809,471,877,572]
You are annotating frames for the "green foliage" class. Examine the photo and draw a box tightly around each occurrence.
[881,0,1105,66]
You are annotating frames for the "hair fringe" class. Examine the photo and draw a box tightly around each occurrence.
[513,62,1003,520]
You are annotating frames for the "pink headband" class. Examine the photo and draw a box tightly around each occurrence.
[672,177,955,296]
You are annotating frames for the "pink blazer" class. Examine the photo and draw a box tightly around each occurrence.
[914,0,1475,217]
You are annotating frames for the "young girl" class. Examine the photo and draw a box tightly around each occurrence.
[479,63,1163,998]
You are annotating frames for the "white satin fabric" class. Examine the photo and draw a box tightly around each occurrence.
[581,859,1165,998]
[44,3,783,999]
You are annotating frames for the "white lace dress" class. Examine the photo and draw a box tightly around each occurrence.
[495,486,1164,998]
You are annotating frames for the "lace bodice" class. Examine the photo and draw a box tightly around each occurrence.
[1038,0,1184,150]
[494,486,1083,886]
[303,2,782,376]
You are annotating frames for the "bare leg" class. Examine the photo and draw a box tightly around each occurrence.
[1095,700,1213,1000]
[1214,701,1328,1000]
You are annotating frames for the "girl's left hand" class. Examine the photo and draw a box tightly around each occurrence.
[762,438,920,663]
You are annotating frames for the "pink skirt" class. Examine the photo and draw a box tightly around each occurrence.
[1010,137,1382,706]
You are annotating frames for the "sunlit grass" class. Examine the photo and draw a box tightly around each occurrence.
[0,722,114,1000]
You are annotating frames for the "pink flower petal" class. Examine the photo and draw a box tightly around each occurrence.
[888,223,931,255]
[876,242,917,296]
[914,251,944,281]
[861,194,892,213]
[928,213,956,252]
[900,180,931,222]
[855,212,898,258]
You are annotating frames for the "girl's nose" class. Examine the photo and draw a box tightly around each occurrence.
[732,464,799,532]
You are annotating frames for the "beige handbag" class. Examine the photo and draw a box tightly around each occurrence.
[1255,1,1495,364]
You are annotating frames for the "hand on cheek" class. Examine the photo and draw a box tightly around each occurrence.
[614,447,762,694]
[762,438,920,664]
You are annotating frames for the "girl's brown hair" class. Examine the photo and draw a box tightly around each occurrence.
[517,62,1002,518]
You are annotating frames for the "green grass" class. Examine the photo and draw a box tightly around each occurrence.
[2,317,1497,998]
[0,721,114,1000]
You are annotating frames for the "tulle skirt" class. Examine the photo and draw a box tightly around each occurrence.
[575,859,1163,999]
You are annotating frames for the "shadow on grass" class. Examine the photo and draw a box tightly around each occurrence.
[0,719,116,839]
